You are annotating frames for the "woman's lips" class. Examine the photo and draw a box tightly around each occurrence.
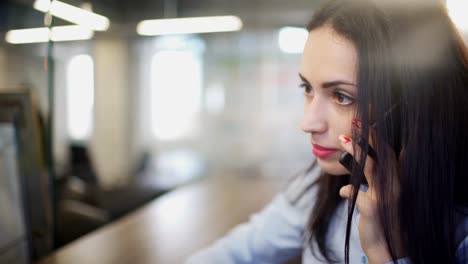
[312,144,338,159]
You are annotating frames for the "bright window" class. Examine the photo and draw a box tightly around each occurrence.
[205,82,225,114]
[67,54,94,141]
[150,50,202,140]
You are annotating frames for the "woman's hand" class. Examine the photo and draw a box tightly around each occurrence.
[338,135,403,264]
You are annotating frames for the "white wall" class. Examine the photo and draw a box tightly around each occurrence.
[91,37,131,188]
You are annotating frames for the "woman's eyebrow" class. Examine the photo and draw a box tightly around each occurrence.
[298,73,356,88]
[322,80,356,88]
[299,73,312,86]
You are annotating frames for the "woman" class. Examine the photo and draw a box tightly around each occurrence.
[187,0,468,263]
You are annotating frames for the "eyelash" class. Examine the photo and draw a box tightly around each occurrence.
[332,90,355,106]
[298,82,355,106]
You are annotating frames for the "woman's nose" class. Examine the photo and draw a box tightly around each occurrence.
[301,99,327,134]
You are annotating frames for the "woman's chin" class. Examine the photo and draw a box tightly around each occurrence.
[316,157,349,176]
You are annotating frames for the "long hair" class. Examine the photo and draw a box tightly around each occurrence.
[304,0,468,263]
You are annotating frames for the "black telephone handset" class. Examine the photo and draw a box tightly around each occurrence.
[339,138,378,186]
[340,140,377,185]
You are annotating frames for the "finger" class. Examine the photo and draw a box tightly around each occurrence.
[339,184,376,217]
[338,135,375,188]
[339,184,369,197]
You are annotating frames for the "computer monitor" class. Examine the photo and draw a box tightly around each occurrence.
[0,89,52,262]
[0,122,29,264]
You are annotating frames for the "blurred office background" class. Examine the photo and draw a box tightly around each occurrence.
[0,0,467,262]
[0,0,320,187]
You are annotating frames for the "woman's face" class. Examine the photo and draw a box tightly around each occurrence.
[300,26,358,175]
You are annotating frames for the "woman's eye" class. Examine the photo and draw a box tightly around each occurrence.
[333,91,354,105]
[299,83,314,96]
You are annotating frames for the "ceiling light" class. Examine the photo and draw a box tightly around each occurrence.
[137,16,242,36]
[34,0,110,31]
[6,26,94,44]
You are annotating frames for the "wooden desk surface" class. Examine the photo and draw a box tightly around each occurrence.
[37,175,286,264]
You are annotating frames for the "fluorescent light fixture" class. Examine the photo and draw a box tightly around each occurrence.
[278,27,308,54]
[447,0,468,32]
[137,16,242,36]
[6,26,93,44]
[34,0,110,31]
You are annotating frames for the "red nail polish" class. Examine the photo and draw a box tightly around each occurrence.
[339,135,351,143]
[352,119,362,128]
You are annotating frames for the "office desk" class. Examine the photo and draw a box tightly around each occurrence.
[37,175,287,264]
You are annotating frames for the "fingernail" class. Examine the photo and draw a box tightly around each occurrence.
[339,135,351,143]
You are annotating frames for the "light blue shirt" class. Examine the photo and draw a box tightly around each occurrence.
[186,165,468,264]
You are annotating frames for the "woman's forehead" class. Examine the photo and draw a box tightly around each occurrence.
[300,26,358,85]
